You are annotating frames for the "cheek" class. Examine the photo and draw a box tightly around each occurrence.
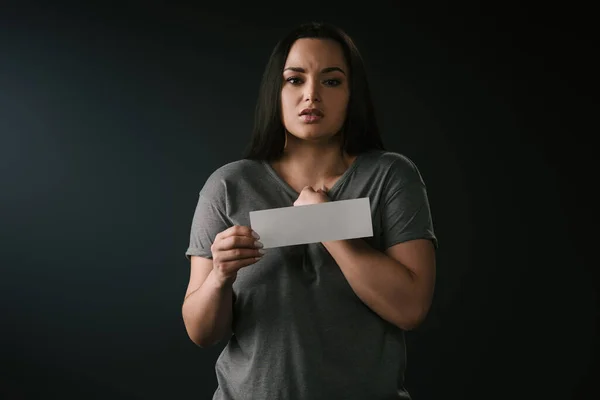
[280,91,296,121]
[331,92,349,120]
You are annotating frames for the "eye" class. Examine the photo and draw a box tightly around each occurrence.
[286,77,302,85]
[324,79,342,87]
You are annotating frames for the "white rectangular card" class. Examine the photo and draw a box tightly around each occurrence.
[249,197,373,249]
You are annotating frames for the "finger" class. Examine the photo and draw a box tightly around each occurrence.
[215,235,262,252]
[216,225,259,242]
[217,247,264,262]
[219,257,261,274]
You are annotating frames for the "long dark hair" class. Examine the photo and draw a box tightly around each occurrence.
[242,22,385,161]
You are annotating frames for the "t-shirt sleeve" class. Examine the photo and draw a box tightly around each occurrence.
[185,172,232,261]
[381,155,438,250]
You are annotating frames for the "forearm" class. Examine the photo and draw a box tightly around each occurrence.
[182,270,234,347]
[322,239,424,330]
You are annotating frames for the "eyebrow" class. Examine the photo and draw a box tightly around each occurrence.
[283,66,346,75]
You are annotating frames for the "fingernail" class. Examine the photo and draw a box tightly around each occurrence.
[252,231,260,239]
[258,249,266,255]
[254,241,263,248]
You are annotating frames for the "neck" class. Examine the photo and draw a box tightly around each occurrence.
[273,133,355,191]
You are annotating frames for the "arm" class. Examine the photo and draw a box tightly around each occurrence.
[182,256,234,347]
[296,156,437,330]
[322,238,436,331]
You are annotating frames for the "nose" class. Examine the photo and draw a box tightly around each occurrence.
[304,79,320,102]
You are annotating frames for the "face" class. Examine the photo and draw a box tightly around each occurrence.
[281,38,350,144]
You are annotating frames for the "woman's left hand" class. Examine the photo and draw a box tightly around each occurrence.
[293,186,330,206]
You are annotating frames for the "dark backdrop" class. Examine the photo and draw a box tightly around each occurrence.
[1,3,596,399]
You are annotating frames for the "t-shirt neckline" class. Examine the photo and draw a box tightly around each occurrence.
[261,151,369,198]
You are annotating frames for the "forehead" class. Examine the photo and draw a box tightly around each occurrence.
[284,38,347,69]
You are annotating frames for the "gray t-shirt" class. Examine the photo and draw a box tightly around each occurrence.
[185,149,437,400]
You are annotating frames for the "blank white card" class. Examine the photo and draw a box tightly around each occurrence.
[249,197,373,249]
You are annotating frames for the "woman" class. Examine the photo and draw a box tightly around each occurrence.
[183,22,437,400]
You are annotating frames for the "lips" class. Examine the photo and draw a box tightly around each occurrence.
[299,108,324,117]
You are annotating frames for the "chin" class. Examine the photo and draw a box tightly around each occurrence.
[290,125,340,142]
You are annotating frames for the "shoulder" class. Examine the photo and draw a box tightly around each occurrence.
[362,150,425,187]
[209,158,261,180]
[198,159,262,197]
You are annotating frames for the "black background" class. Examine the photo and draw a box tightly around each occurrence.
[1,2,596,399]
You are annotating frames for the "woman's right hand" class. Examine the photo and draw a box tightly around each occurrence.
[211,225,264,285]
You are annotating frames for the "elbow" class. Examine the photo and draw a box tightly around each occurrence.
[182,314,229,348]
[191,337,214,349]
[183,322,205,347]
[184,325,217,348]
[394,305,429,332]
[186,329,207,348]
[397,317,423,332]
[182,314,214,348]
